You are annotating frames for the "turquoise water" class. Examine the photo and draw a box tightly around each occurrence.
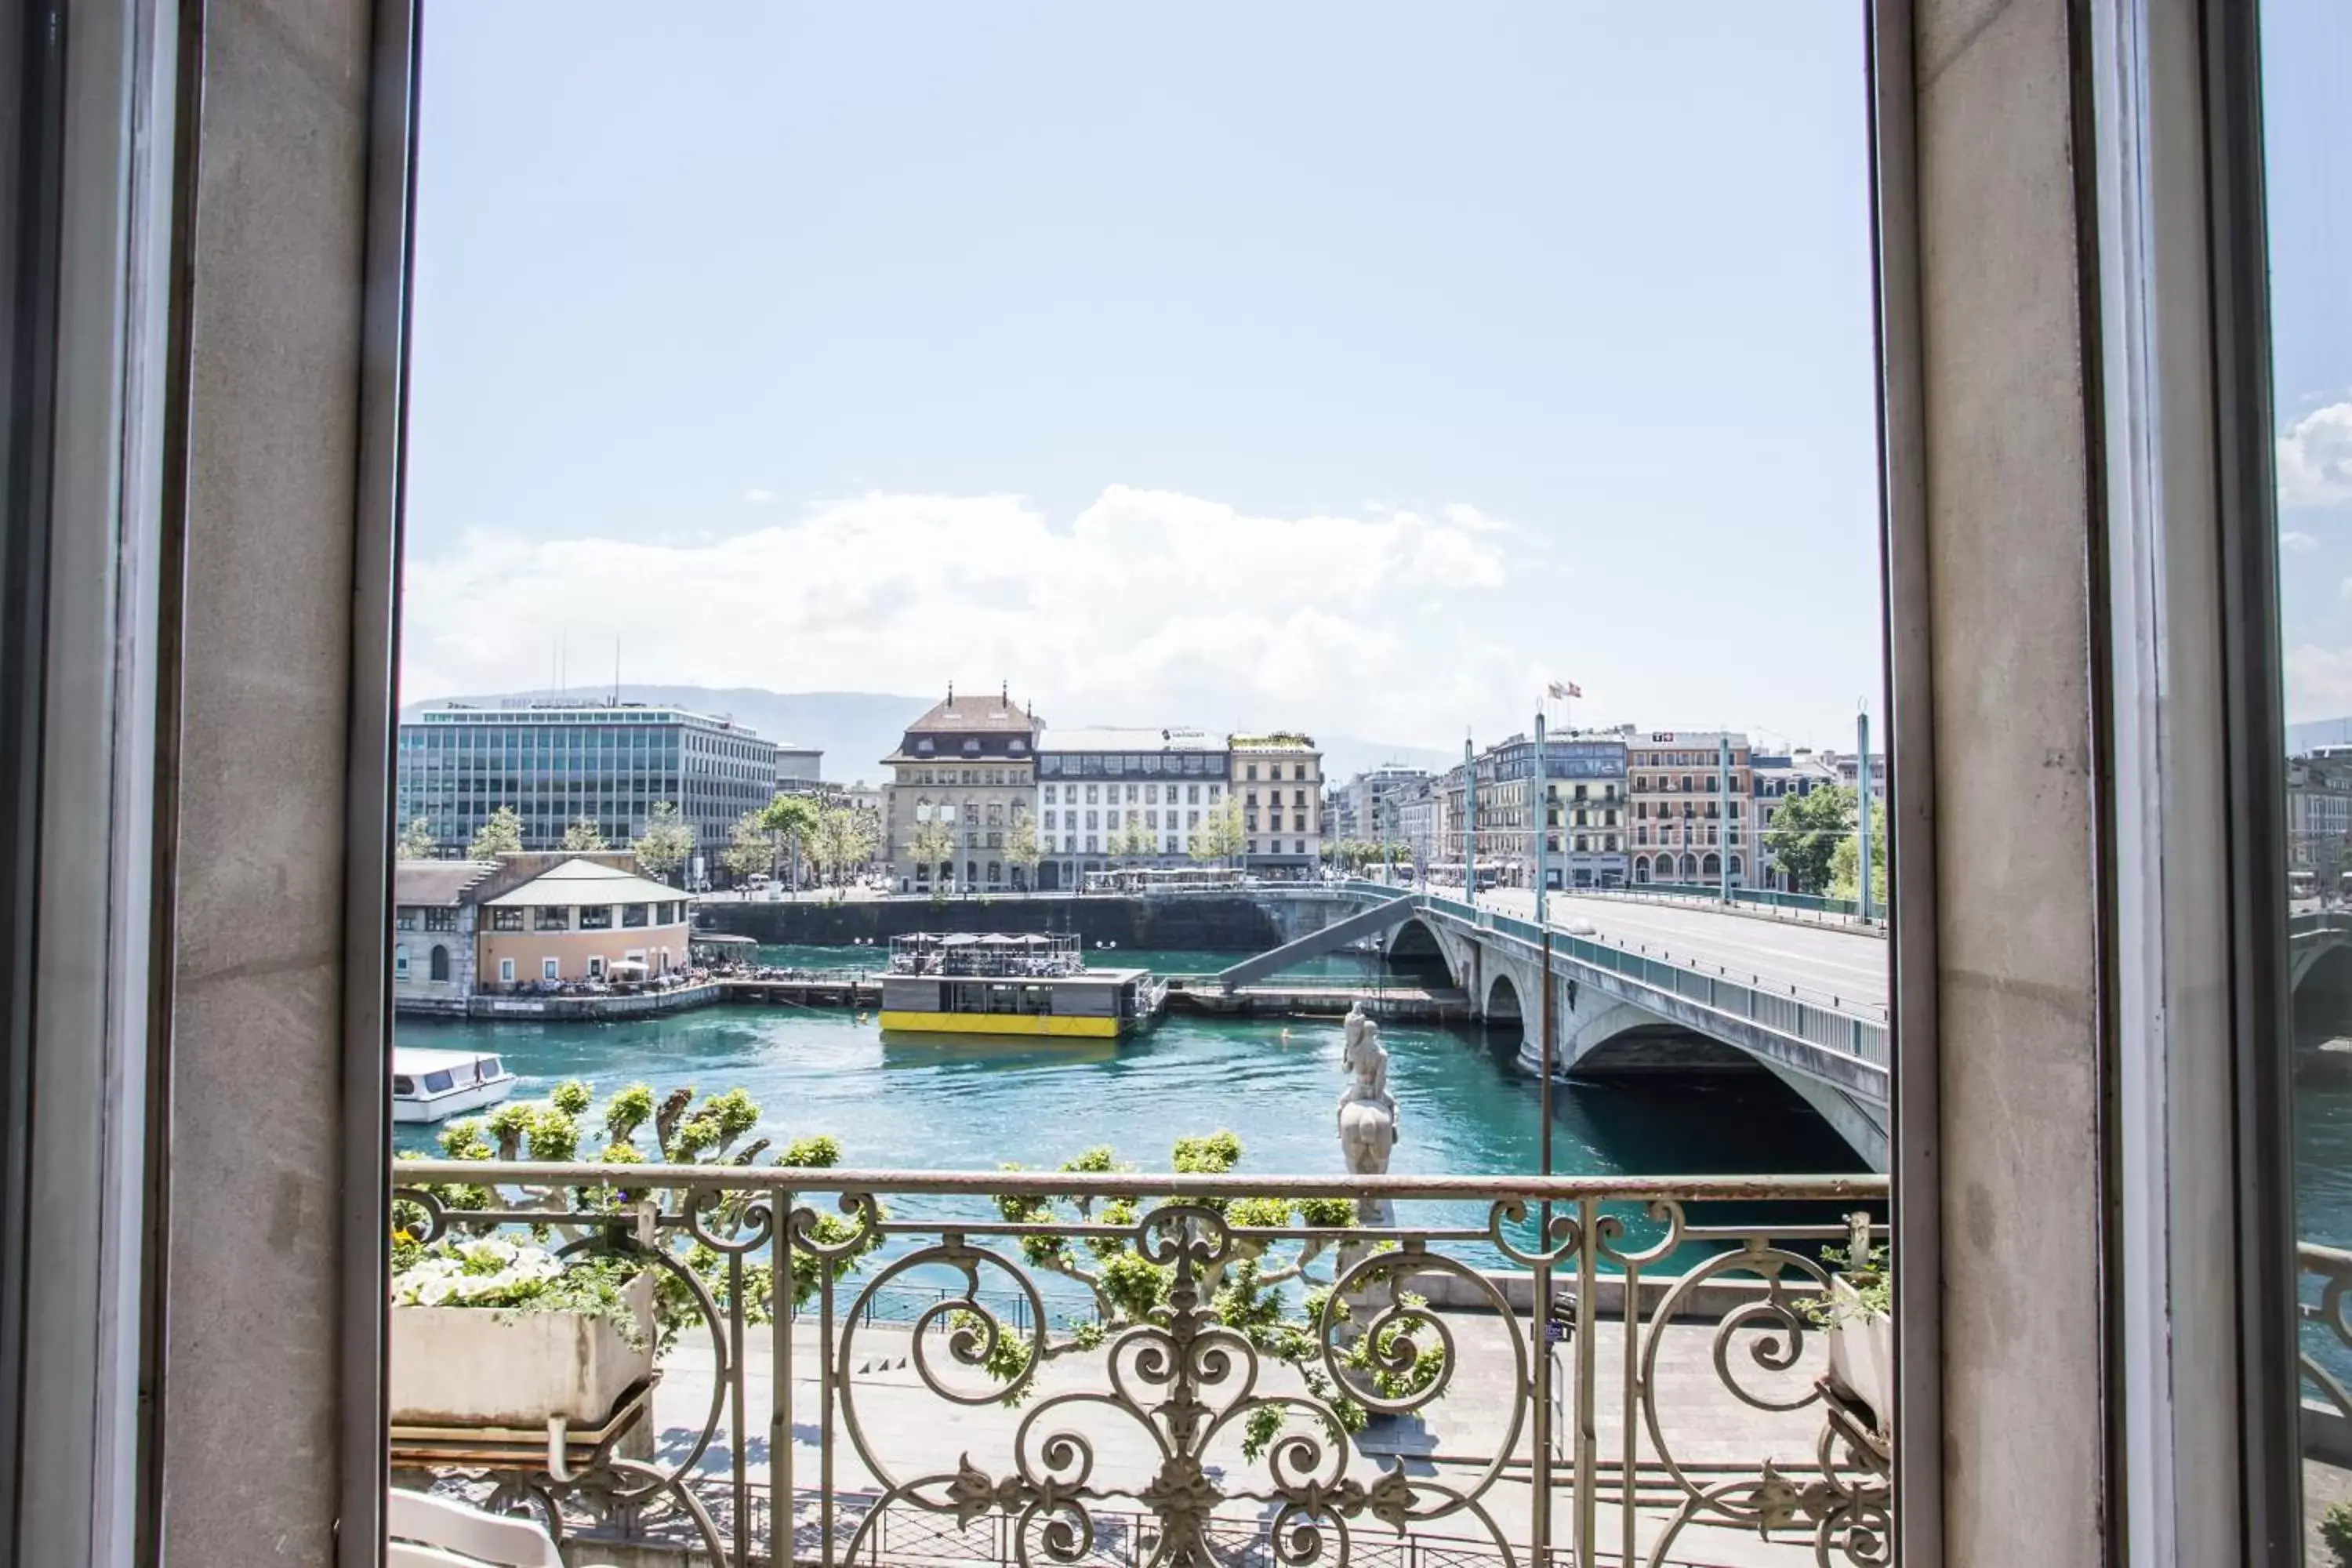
[394,944,1865,1314]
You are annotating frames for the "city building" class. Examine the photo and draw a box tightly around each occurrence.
[1389,775,1441,877]
[393,851,695,1010]
[1334,765,1432,851]
[1541,733,1631,890]
[1626,731,1753,887]
[1033,727,1228,891]
[1230,733,1323,877]
[880,687,1041,892]
[397,701,782,860]
[1445,733,1628,892]
[1828,750,1887,805]
[2290,752,2352,892]
[1749,750,1844,891]
[773,743,825,789]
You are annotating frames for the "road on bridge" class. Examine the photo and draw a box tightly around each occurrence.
[1475,887,1890,1012]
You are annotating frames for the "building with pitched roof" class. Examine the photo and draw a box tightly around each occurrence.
[880,686,1042,892]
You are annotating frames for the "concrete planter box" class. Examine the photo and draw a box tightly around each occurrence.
[1822,1278,1891,1432]
[391,1275,655,1428]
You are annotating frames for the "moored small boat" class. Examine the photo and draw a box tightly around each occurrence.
[393,1046,517,1123]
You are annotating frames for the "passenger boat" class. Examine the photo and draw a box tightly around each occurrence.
[392,1046,517,1123]
[877,933,1159,1039]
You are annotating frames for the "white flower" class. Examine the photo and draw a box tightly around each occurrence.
[456,1236,518,1267]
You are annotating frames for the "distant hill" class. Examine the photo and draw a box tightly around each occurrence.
[401,684,1452,786]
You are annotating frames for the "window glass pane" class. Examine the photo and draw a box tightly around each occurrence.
[388,4,1895,1560]
[2262,3,2352,1555]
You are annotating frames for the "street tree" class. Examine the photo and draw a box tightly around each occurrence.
[1004,812,1041,888]
[1190,798,1246,866]
[394,818,436,861]
[908,817,960,891]
[561,815,610,852]
[720,810,771,882]
[757,793,822,892]
[1828,798,1890,908]
[811,807,877,887]
[1759,784,1853,895]
[631,801,696,884]
[468,804,524,861]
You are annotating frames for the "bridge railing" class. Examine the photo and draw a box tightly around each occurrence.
[1399,890,1890,1072]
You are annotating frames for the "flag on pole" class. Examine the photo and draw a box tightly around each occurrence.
[1547,681,1582,700]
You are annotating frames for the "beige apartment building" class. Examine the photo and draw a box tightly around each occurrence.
[880,686,1042,891]
[1230,732,1321,877]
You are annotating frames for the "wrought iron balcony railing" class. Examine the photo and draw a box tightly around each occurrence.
[390,1163,1891,1568]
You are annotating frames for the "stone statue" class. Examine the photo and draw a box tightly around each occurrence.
[1336,1004,1399,1225]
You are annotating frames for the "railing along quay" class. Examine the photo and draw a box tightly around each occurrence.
[394,1160,1893,1568]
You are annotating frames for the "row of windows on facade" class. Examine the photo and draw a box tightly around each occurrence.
[405,731,772,759]
[899,767,1029,786]
[907,800,1030,824]
[1626,773,1751,793]
[1023,837,1315,857]
[394,901,686,932]
[1043,808,1208,832]
[397,949,672,985]
[1041,782,1226,807]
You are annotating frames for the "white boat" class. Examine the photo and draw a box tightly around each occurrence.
[392,1046,517,1123]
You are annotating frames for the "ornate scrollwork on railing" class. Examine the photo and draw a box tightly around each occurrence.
[390,1162,1890,1568]
[833,1199,1486,1568]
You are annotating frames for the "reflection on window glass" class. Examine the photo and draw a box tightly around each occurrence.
[386,6,1898,1563]
[2267,1,2352,1559]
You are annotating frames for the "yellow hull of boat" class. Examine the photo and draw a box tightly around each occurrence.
[877,1011,1123,1039]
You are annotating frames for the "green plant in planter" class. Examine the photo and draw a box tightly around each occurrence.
[2324,1500,2352,1568]
[1799,1238,1891,1330]
[978,1131,1446,1460]
[393,1080,880,1344]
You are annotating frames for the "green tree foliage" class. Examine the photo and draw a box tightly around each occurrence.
[810,807,878,886]
[1003,812,1041,881]
[468,804,524,861]
[721,808,771,880]
[1760,784,1853,895]
[631,800,697,882]
[1109,818,1156,862]
[1828,798,1889,908]
[982,1131,1443,1458]
[757,792,822,887]
[908,816,960,884]
[394,818,437,860]
[561,815,610,852]
[1189,798,1246,865]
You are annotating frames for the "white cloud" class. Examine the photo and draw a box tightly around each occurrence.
[2283,530,2320,553]
[740,487,778,505]
[2288,644,2352,721]
[2279,401,2352,510]
[400,485,1520,740]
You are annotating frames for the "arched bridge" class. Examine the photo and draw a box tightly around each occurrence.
[1222,883,1893,1169]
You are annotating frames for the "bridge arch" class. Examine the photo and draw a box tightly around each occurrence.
[2296,938,2352,1044]
[1485,971,1526,1024]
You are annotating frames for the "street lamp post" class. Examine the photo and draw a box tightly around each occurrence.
[1464,736,1478,902]
[1856,711,1875,922]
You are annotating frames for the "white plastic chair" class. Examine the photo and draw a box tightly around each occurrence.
[387,1489,606,1568]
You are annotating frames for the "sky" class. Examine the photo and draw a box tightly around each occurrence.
[2267,0,2352,724]
[401,2,1887,753]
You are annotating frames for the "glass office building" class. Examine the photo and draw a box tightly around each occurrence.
[396,704,782,857]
